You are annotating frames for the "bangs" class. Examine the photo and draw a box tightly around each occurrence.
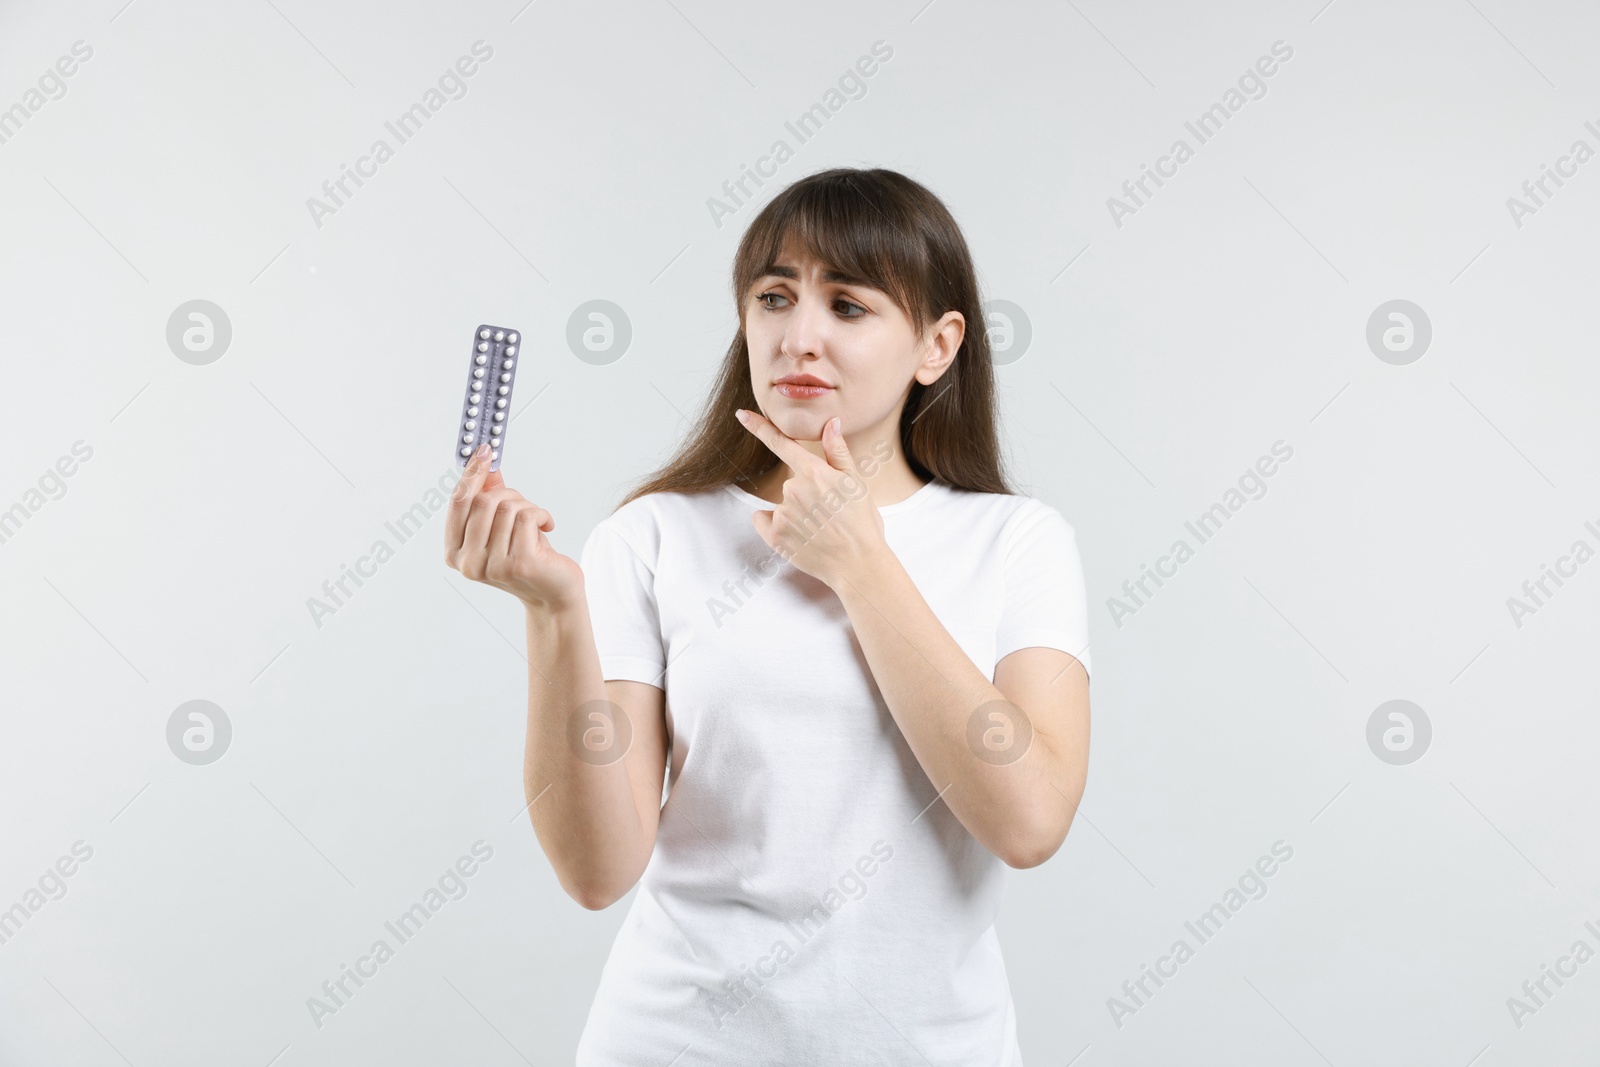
[735,173,931,327]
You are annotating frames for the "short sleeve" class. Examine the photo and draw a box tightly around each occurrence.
[579,519,667,688]
[994,500,1092,678]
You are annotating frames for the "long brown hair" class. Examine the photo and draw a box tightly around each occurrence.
[617,166,1014,510]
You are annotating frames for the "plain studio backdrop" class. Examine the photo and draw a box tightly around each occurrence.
[2,0,1598,1063]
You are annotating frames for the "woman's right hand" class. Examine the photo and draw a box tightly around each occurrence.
[444,443,584,610]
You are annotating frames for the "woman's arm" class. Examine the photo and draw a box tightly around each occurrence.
[521,604,668,910]
[833,554,1090,869]
[445,445,667,909]
[730,412,1089,869]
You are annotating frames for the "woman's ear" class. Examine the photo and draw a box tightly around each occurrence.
[917,311,965,384]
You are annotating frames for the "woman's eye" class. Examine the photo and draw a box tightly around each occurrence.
[755,292,864,316]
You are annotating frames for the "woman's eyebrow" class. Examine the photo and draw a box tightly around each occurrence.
[759,263,875,288]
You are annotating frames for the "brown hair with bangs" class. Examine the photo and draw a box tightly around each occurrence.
[616,166,1014,509]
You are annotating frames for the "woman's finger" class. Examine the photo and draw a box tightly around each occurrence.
[444,444,493,555]
[486,497,532,570]
[508,506,554,557]
[462,486,523,559]
[736,408,818,472]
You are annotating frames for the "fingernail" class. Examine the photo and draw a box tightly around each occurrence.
[735,409,749,423]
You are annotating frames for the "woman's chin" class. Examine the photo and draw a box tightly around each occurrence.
[763,407,829,441]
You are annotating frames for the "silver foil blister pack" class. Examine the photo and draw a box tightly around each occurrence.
[455,324,522,473]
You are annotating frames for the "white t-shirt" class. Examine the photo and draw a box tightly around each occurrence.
[573,477,1092,1066]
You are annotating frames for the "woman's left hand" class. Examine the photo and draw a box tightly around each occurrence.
[734,409,888,590]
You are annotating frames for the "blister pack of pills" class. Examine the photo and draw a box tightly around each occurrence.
[455,324,522,473]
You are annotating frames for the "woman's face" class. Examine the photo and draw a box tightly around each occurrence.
[743,243,962,445]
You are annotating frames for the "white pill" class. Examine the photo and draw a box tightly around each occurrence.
[477,341,488,353]
[473,367,485,378]
[491,425,502,436]
[475,354,487,365]
[508,332,518,343]
[470,394,482,406]
[505,345,516,356]
[479,328,490,340]
[467,405,479,417]
[498,385,510,396]
[491,449,499,460]
[500,372,511,383]
[460,445,473,456]
[494,411,504,422]
[462,432,473,443]
[494,330,505,342]
[465,419,477,430]
[503,358,514,369]
[496,398,507,409]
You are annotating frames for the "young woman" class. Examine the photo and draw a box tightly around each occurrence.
[444,167,1092,1065]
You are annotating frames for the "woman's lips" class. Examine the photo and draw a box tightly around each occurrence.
[774,383,833,399]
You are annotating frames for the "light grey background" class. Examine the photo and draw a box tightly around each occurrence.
[2,0,1597,1063]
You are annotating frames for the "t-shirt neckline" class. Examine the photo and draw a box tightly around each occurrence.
[722,478,942,516]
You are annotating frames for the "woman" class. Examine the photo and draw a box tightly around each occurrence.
[444,167,1092,1065]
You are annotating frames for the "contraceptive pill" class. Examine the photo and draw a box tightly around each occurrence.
[455,322,524,473]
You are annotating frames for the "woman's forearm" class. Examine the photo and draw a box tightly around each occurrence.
[832,546,1087,868]
[520,596,655,908]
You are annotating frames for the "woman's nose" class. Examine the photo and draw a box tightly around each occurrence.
[780,294,828,359]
